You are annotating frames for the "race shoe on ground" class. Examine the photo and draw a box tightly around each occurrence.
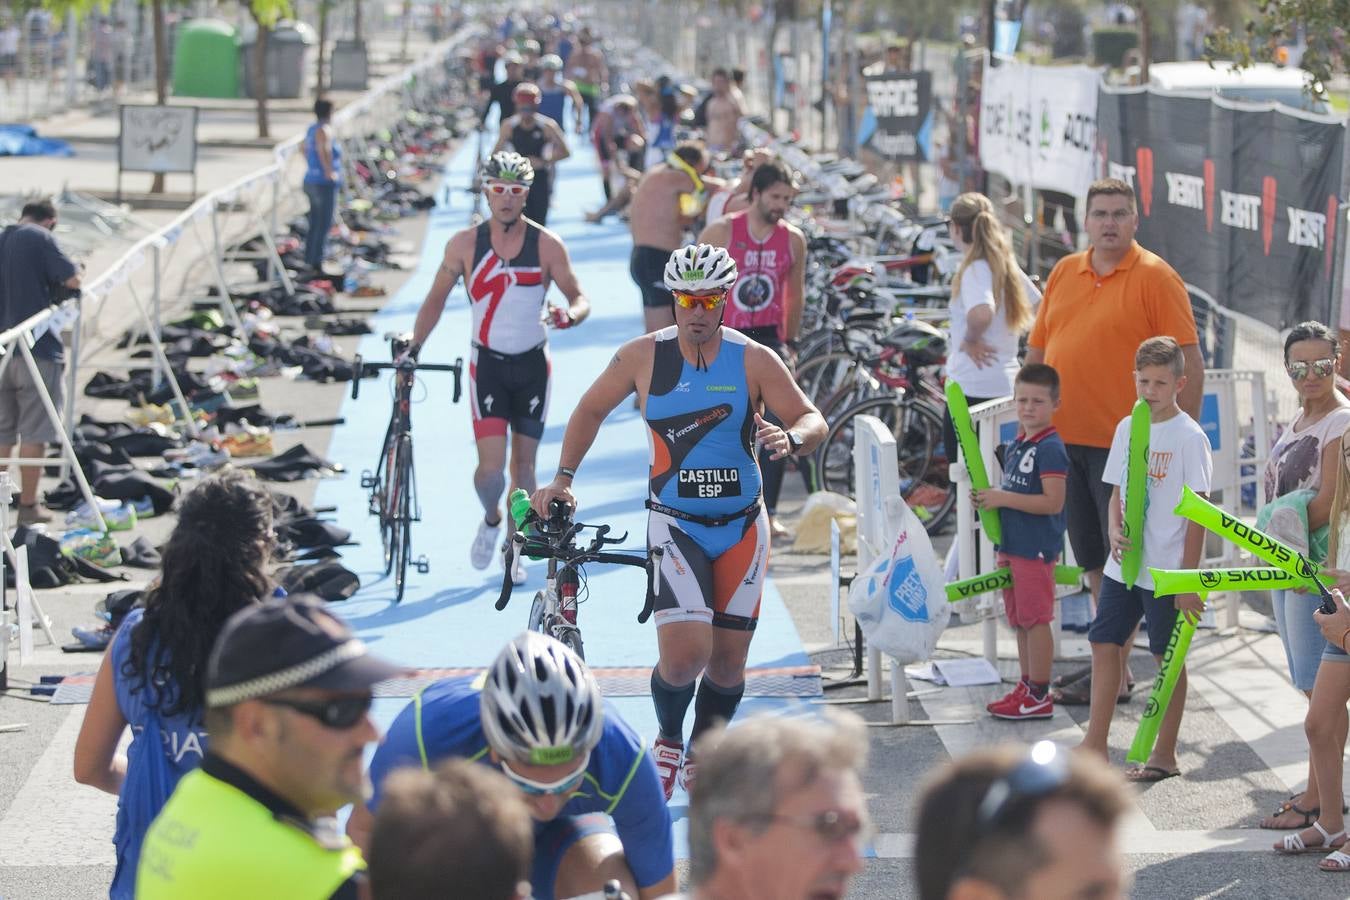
[652,737,684,802]
[470,518,501,570]
[65,498,137,532]
[988,682,1053,720]
[60,529,121,568]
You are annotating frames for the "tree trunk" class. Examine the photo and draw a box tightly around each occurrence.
[354,0,364,44]
[316,0,328,98]
[253,16,270,139]
[400,0,412,62]
[1138,5,1152,82]
[151,0,167,193]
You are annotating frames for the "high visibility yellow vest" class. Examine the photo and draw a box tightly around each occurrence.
[136,768,365,899]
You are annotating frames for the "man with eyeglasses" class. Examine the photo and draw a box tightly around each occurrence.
[532,244,826,800]
[1023,178,1202,706]
[914,741,1131,900]
[349,632,676,900]
[136,597,403,899]
[405,150,590,584]
[662,710,869,900]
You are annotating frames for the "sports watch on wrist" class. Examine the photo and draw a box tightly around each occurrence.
[786,430,804,454]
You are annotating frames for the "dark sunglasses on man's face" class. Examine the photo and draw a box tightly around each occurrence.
[262,694,372,729]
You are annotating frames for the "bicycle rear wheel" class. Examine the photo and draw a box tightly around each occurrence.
[815,396,955,533]
[391,436,413,602]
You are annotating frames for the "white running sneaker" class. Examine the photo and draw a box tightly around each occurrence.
[470,518,501,570]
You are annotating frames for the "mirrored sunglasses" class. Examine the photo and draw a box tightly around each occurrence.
[499,754,590,796]
[672,289,726,310]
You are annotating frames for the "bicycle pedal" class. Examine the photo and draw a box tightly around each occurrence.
[415,555,430,574]
[360,470,378,490]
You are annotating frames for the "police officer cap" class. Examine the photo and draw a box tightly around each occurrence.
[205,596,403,707]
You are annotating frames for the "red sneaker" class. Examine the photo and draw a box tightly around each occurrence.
[986,681,1027,713]
[652,737,684,801]
[679,749,697,795]
[989,685,1054,720]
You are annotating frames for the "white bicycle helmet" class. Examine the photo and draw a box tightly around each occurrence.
[481,150,535,185]
[480,632,604,766]
[663,243,738,293]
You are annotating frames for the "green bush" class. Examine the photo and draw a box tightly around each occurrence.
[1093,27,1138,68]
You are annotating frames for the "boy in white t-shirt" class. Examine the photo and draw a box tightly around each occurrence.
[1079,336,1212,780]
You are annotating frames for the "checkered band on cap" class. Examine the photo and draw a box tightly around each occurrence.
[206,639,368,707]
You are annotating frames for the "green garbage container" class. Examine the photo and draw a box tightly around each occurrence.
[172,19,240,99]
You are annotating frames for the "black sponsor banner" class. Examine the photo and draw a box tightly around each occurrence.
[861,70,934,162]
[1096,89,1344,329]
[677,467,742,499]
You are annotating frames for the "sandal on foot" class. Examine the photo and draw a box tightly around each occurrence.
[1126,765,1180,783]
[1275,821,1347,854]
[1321,850,1350,872]
[1262,797,1321,830]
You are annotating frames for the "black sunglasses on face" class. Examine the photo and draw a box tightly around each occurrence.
[261,694,372,729]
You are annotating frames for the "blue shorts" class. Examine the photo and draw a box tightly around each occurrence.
[531,812,617,900]
[1087,575,1178,655]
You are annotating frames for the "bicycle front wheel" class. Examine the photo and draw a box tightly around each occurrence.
[380,437,400,575]
[815,396,955,534]
[391,436,414,602]
[558,627,585,661]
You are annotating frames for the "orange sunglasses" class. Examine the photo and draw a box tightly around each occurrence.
[672,289,727,310]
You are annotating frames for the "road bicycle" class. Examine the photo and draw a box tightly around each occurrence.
[496,500,662,660]
[352,334,464,603]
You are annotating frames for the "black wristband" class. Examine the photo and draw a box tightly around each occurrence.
[557,466,576,480]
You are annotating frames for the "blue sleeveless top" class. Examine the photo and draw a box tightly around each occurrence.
[645,326,761,518]
[538,84,568,126]
[303,123,342,185]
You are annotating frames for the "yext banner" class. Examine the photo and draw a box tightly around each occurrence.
[1096,88,1345,329]
[860,70,934,162]
[977,58,1100,198]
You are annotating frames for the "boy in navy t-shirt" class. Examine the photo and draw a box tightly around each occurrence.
[973,364,1068,720]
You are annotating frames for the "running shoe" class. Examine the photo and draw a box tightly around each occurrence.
[65,498,137,532]
[60,529,121,568]
[986,680,1027,713]
[988,683,1053,721]
[470,518,501,570]
[652,737,684,802]
[679,749,697,795]
[71,623,113,651]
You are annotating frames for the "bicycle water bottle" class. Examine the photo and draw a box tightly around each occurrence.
[508,489,544,560]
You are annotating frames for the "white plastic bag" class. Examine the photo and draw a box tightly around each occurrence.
[847,499,950,663]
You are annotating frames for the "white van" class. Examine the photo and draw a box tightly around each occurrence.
[1145,60,1331,114]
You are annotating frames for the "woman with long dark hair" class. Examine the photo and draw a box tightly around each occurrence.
[74,469,275,899]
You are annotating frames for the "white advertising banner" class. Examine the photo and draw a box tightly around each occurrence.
[979,57,1101,198]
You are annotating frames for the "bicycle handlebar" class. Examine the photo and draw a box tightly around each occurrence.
[350,355,465,404]
[494,509,664,624]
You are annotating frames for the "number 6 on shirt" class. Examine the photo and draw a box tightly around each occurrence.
[946,381,1001,544]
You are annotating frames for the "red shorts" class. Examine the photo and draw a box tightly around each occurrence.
[998,552,1057,628]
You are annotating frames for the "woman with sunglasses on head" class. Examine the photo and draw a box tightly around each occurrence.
[351,632,676,900]
[1257,320,1350,835]
[73,469,276,899]
[531,244,826,802]
[405,150,590,585]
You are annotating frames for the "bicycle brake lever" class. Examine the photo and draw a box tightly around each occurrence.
[638,545,664,624]
[350,355,363,400]
[494,533,525,611]
[453,359,464,404]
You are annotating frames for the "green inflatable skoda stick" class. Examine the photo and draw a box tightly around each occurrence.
[1149,567,1316,595]
[945,565,1085,602]
[1120,399,1150,589]
[1173,486,1322,581]
[945,381,1001,544]
[1127,600,1202,765]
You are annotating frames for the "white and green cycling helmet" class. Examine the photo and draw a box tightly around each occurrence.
[480,632,604,766]
[481,150,535,185]
[663,243,738,294]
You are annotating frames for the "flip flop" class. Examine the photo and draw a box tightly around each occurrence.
[1126,765,1180,783]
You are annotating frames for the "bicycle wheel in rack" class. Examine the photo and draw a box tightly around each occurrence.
[815,395,956,533]
[391,436,414,602]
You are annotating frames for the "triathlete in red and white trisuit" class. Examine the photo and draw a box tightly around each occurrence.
[408,151,590,580]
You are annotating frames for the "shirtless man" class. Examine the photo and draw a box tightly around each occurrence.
[406,151,590,582]
[628,141,715,333]
[567,28,608,130]
[702,68,745,155]
[703,148,772,224]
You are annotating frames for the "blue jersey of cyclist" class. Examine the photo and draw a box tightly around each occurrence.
[364,652,674,900]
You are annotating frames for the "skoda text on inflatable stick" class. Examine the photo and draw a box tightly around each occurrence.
[1149,567,1316,595]
[945,381,1001,544]
[945,565,1085,602]
[1174,486,1322,580]
[1120,399,1150,589]
[1127,604,1200,765]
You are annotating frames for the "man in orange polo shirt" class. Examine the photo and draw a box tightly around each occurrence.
[1024,178,1203,703]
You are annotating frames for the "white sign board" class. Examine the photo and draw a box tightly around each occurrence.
[119,105,198,175]
[979,57,1100,198]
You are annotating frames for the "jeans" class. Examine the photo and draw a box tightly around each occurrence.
[303,181,338,269]
[1272,588,1330,691]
